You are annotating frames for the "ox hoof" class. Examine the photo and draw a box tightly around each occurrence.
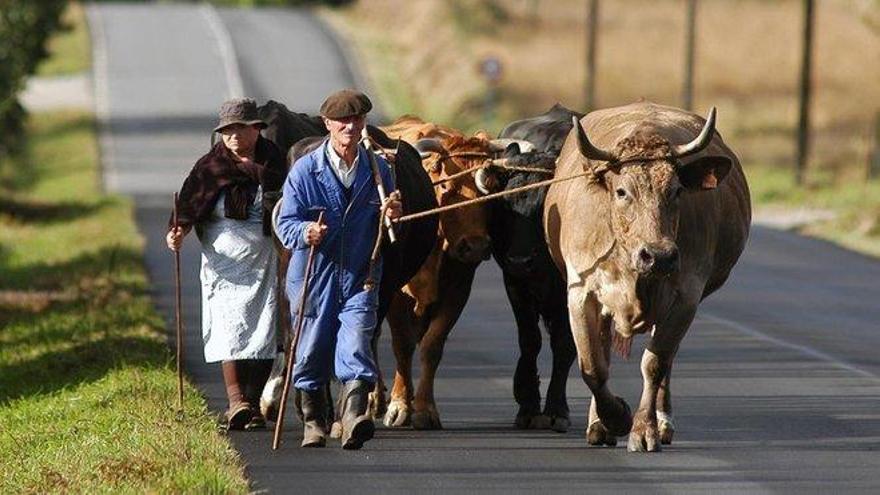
[586,421,618,447]
[368,390,387,420]
[599,396,633,437]
[411,409,442,430]
[549,415,570,433]
[659,418,675,445]
[330,421,342,439]
[628,417,661,453]
[530,414,552,430]
[383,400,411,428]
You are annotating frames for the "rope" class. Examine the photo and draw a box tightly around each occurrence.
[363,199,393,291]
[395,168,592,224]
[430,159,555,186]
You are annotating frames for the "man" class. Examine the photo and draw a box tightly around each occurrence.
[275,89,402,449]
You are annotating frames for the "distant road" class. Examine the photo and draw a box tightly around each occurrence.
[89,4,880,493]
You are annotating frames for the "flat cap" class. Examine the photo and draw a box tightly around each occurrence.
[214,97,266,132]
[319,89,373,119]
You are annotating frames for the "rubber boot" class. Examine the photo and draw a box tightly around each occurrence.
[222,360,253,431]
[340,379,375,450]
[300,389,329,448]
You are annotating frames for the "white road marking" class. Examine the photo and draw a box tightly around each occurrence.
[200,3,245,99]
[701,312,879,381]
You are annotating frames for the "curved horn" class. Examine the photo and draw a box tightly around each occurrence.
[671,107,717,158]
[572,115,616,162]
[474,167,492,195]
[414,138,446,158]
[488,138,536,153]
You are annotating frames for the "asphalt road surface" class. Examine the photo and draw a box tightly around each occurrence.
[88,4,880,494]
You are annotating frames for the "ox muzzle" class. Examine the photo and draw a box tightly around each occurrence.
[633,241,679,277]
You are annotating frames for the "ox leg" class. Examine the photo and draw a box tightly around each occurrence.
[628,294,696,453]
[656,368,674,445]
[384,292,418,427]
[412,264,477,430]
[568,288,632,445]
[544,307,576,433]
[505,278,543,430]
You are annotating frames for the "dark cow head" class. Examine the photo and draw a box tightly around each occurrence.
[570,108,732,333]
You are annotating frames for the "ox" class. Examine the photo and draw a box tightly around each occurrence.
[474,104,583,431]
[255,101,438,425]
[378,116,501,429]
[543,102,750,451]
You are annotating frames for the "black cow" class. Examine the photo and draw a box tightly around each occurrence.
[478,104,583,432]
[256,100,439,422]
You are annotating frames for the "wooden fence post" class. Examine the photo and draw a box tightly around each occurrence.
[796,0,815,186]
[682,0,697,111]
[585,0,599,112]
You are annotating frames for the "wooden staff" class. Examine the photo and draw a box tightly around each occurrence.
[273,210,325,450]
[361,128,397,243]
[172,193,184,413]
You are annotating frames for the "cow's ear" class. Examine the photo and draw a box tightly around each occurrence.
[678,155,732,190]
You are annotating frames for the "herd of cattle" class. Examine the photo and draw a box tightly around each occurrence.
[253,100,751,452]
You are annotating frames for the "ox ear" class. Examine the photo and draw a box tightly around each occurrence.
[678,155,732,191]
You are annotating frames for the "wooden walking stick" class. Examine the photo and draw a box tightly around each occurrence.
[273,209,325,450]
[172,192,185,413]
[362,128,397,243]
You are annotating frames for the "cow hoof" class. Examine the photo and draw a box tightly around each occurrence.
[586,420,618,446]
[514,413,532,429]
[549,415,570,433]
[600,396,633,437]
[384,400,411,428]
[368,390,387,420]
[261,402,278,424]
[659,418,675,445]
[530,414,552,430]
[411,409,442,430]
[628,422,661,452]
[330,421,342,439]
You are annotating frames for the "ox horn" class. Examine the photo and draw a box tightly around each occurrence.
[488,138,536,153]
[572,115,616,163]
[414,138,446,159]
[671,107,717,158]
[474,167,492,195]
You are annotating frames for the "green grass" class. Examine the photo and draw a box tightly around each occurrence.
[0,111,249,494]
[36,2,91,77]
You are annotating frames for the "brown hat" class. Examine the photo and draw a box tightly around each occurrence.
[213,97,267,132]
[319,89,373,119]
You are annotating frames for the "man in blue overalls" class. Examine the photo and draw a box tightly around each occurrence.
[276,89,401,449]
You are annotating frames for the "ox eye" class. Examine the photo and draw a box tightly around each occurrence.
[615,188,628,199]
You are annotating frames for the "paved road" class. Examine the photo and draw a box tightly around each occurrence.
[89,4,880,493]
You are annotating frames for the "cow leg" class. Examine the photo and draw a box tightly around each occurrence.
[628,293,696,453]
[568,287,632,444]
[385,292,418,427]
[544,307,576,433]
[412,264,477,430]
[656,368,674,444]
[505,278,543,429]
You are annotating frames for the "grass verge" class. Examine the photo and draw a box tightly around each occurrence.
[0,111,249,493]
[36,2,91,77]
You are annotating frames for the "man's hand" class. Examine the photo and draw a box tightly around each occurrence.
[383,191,403,220]
[166,225,191,252]
[305,221,328,246]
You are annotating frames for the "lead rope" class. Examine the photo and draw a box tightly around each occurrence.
[430,158,554,187]
[363,199,393,291]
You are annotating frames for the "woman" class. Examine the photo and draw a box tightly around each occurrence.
[166,97,286,430]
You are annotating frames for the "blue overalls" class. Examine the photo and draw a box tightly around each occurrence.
[276,140,394,391]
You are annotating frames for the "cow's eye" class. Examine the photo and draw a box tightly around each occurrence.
[615,188,628,199]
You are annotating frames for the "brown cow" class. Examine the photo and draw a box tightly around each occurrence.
[543,102,750,451]
[378,116,497,429]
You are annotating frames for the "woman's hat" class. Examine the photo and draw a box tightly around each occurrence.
[214,97,267,132]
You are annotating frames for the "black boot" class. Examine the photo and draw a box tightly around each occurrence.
[340,380,375,450]
[300,389,329,448]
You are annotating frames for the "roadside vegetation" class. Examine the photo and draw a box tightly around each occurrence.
[0,4,249,492]
[321,0,880,256]
[36,1,91,77]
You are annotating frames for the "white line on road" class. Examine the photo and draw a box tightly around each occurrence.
[701,312,879,381]
[200,2,245,99]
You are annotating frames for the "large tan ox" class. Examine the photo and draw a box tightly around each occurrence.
[543,102,750,452]
[378,116,497,429]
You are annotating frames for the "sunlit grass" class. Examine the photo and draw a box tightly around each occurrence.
[0,111,249,494]
[36,2,91,77]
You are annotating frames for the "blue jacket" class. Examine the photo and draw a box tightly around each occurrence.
[276,140,394,314]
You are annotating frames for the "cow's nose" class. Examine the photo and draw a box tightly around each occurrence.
[453,236,491,263]
[635,243,679,276]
